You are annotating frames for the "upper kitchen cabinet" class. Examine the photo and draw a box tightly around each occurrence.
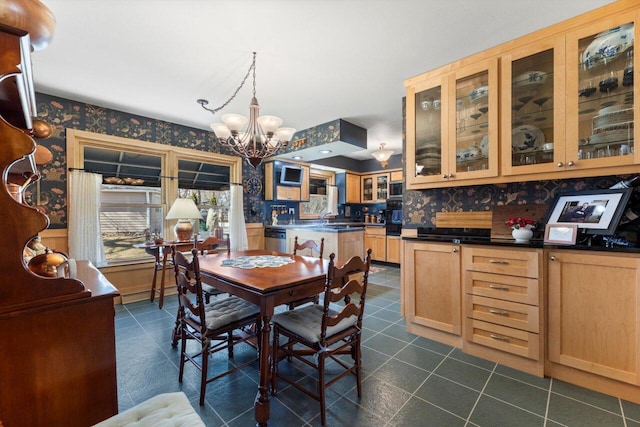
[565,12,639,172]
[361,172,389,203]
[406,58,499,189]
[501,37,565,176]
[406,1,640,188]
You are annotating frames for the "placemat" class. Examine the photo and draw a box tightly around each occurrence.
[221,255,295,269]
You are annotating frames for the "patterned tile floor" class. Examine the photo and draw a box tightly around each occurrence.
[114,263,640,426]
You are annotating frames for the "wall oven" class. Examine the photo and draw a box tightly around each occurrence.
[385,197,402,236]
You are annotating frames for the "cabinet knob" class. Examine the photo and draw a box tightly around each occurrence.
[442,174,448,179]
[452,248,458,253]
[557,162,564,167]
[550,256,556,261]
[567,161,575,167]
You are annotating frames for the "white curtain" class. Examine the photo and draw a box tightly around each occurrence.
[68,171,106,265]
[229,184,248,251]
[326,185,338,215]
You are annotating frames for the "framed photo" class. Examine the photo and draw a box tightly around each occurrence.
[544,224,578,245]
[542,188,632,236]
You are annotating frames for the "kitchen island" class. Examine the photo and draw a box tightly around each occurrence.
[264,223,374,262]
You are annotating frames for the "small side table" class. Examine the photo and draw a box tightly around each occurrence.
[134,241,195,309]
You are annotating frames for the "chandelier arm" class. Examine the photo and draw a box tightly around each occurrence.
[198,52,257,115]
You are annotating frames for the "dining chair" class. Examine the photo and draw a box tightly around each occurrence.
[288,236,325,310]
[172,247,260,406]
[271,249,372,425]
[196,235,230,303]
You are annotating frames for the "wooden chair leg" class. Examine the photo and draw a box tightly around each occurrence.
[355,338,362,398]
[178,325,187,382]
[171,307,182,348]
[319,352,326,426]
[227,331,234,358]
[271,325,279,395]
[200,340,209,406]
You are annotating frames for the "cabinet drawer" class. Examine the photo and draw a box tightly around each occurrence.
[463,246,541,278]
[464,270,540,305]
[465,294,539,333]
[464,318,541,360]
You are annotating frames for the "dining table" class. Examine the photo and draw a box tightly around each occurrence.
[197,249,328,427]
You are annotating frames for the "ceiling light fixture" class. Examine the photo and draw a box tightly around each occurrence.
[292,155,303,160]
[197,52,296,168]
[371,143,393,168]
[319,149,332,154]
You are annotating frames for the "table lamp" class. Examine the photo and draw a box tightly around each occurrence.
[166,198,202,241]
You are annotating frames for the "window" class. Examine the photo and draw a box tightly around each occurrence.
[299,169,335,219]
[67,130,242,264]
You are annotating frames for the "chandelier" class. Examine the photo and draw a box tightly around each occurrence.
[197,52,296,168]
[371,143,394,168]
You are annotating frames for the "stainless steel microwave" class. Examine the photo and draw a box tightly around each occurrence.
[389,182,402,197]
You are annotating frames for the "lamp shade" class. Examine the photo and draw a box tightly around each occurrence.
[166,198,202,220]
[166,198,202,241]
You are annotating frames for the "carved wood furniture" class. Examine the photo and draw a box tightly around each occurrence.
[0,2,119,425]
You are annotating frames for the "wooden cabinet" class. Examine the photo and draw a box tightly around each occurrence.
[246,223,264,249]
[364,226,386,261]
[406,58,499,189]
[264,161,309,201]
[547,250,640,388]
[462,246,544,376]
[500,36,566,176]
[405,1,640,188]
[390,170,403,182]
[345,173,361,203]
[386,235,401,263]
[0,5,119,425]
[361,173,389,203]
[285,228,363,263]
[404,240,462,347]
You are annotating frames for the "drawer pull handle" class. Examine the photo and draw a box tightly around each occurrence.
[489,309,509,316]
[490,334,509,342]
[489,260,509,265]
[288,291,294,296]
[489,285,509,291]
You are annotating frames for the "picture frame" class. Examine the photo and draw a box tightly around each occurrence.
[542,188,632,236]
[544,224,578,245]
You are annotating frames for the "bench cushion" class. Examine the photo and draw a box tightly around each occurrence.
[93,392,204,427]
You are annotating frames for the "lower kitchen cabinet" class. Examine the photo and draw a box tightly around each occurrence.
[386,235,401,263]
[402,239,640,404]
[547,250,640,394]
[364,226,386,261]
[462,245,544,376]
[404,240,462,347]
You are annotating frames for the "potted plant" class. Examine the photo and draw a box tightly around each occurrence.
[505,217,536,242]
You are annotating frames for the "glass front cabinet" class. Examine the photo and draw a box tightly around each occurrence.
[565,13,638,171]
[407,59,498,188]
[407,5,640,189]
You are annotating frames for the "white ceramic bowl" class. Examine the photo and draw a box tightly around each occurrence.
[513,71,548,91]
[512,125,545,153]
[468,86,489,104]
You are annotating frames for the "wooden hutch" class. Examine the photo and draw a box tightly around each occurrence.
[0,1,119,426]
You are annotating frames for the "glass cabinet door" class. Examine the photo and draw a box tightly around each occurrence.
[501,37,564,176]
[413,84,443,179]
[455,71,491,174]
[362,176,373,202]
[567,18,636,169]
[376,174,388,200]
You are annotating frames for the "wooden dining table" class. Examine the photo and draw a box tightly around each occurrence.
[197,249,328,427]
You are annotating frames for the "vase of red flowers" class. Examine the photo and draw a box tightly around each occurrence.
[506,217,535,243]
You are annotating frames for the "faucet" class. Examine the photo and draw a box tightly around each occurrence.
[320,211,332,225]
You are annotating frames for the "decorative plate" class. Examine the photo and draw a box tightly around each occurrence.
[513,71,548,92]
[244,177,262,195]
[468,86,489,104]
[582,23,634,69]
[512,125,545,153]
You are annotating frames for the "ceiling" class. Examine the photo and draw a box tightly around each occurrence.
[33,0,614,162]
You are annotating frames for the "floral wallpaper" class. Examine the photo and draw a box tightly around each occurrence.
[29,93,265,229]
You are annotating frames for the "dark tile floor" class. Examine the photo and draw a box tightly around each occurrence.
[114,263,640,426]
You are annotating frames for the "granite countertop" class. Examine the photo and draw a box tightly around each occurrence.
[264,222,384,230]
